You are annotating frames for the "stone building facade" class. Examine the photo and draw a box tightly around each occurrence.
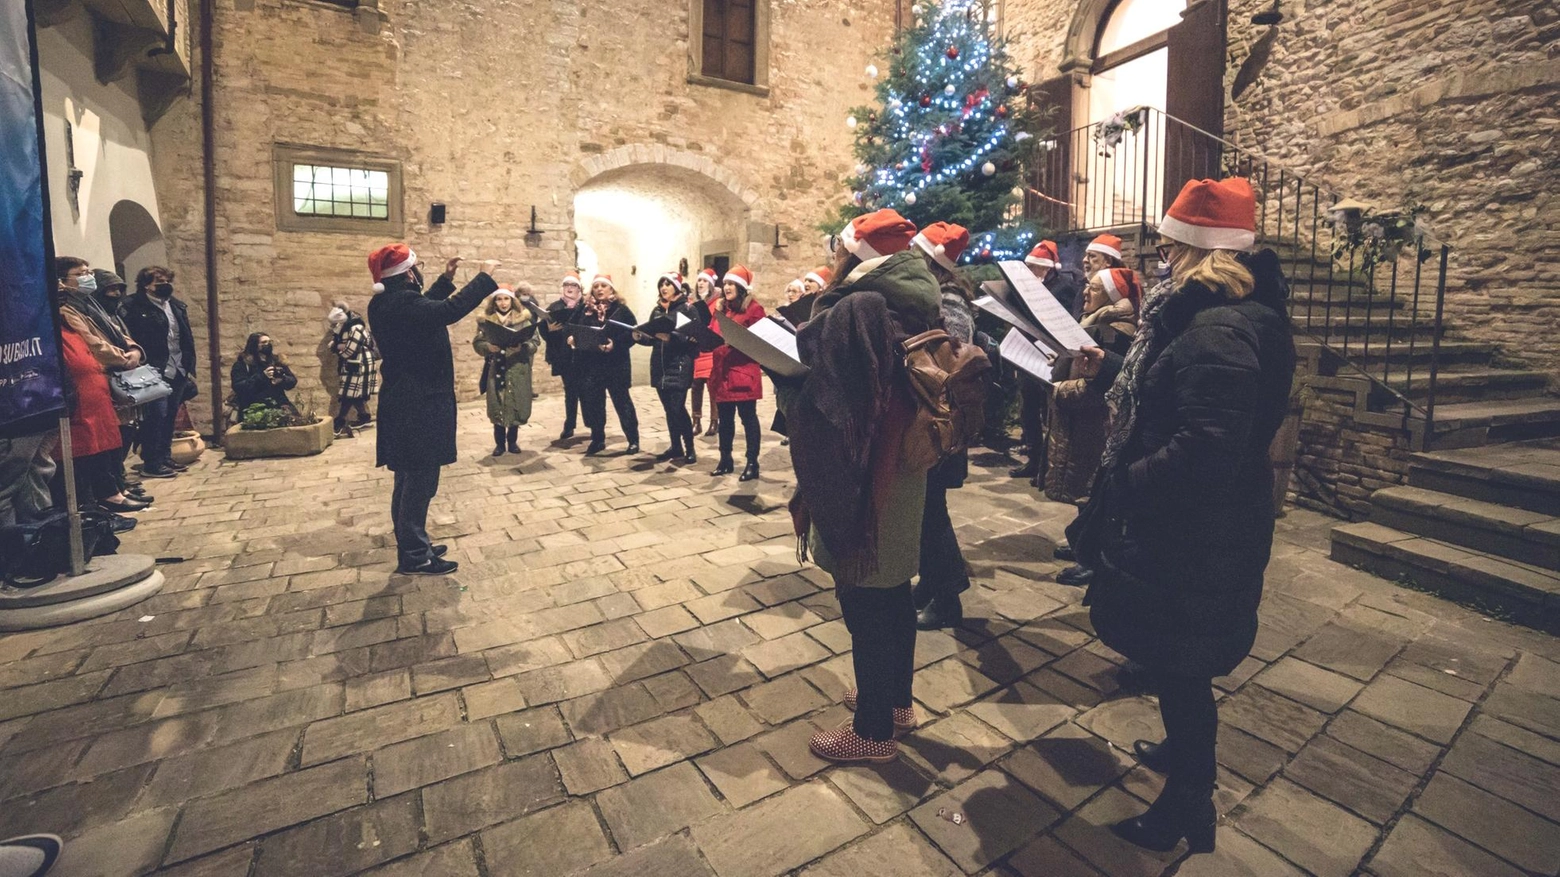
[144,0,893,429]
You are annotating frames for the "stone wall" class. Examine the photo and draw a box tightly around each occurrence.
[1003,0,1560,375]
[149,0,894,432]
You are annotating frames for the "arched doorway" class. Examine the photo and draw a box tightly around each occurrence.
[1087,0,1186,126]
[108,199,167,283]
[572,161,752,384]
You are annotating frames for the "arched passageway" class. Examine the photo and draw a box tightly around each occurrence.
[108,199,166,283]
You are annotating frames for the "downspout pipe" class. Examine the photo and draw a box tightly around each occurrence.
[199,0,222,440]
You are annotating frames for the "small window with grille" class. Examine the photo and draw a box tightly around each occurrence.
[273,146,403,235]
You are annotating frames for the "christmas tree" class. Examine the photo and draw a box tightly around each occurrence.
[828,0,1045,263]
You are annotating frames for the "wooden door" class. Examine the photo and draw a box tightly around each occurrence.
[1027,72,1075,233]
[1163,0,1227,206]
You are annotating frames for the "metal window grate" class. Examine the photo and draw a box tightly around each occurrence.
[291,164,390,220]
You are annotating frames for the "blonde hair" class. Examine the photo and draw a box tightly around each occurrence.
[1173,246,1254,300]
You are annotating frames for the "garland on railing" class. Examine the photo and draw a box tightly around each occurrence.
[1091,107,1147,157]
[1325,200,1432,274]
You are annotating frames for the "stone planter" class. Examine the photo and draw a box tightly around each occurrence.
[223,418,333,460]
[170,431,205,466]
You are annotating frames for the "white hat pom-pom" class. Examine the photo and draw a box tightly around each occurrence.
[934,244,946,256]
[372,283,385,293]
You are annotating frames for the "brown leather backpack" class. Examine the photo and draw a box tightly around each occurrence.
[899,328,992,471]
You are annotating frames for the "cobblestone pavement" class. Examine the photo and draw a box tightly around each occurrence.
[3,389,1559,877]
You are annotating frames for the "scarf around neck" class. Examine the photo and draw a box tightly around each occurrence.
[1098,277,1174,473]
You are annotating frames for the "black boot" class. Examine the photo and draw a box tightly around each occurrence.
[713,456,735,476]
[506,426,520,454]
[1133,739,1176,774]
[681,437,697,465]
[1053,543,1076,562]
[585,436,606,456]
[1009,459,1039,479]
[493,425,506,457]
[738,461,759,482]
[1110,784,1217,854]
[657,443,683,462]
[1056,564,1094,587]
[916,595,963,630]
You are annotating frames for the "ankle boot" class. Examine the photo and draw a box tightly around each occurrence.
[492,426,506,456]
[713,456,735,476]
[916,595,963,630]
[506,426,520,454]
[738,461,759,482]
[1133,739,1175,773]
[682,441,697,465]
[1110,784,1217,854]
[657,444,683,462]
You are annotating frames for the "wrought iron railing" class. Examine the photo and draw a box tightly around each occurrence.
[1025,107,1454,433]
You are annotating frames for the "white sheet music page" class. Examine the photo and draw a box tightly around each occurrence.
[999,328,1056,384]
[975,283,1046,340]
[747,317,801,364]
[997,261,1096,352]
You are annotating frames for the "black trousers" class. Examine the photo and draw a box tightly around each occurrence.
[561,373,580,432]
[391,466,440,564]
[334,397,371,430]
[839,582,917,741]
[717,400,760,462]
[53,450,120,509]
[1157,672,1218,795]
[1019,377,1047,460]
[140,371,188,467]
[917,482,970,602]
[582,383,640,445]
[657,387,694,452]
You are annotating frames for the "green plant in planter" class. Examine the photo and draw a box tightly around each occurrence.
[240,403,290,431]
[1326,199,1432,275]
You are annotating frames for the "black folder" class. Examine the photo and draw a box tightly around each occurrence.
[478,320,538,348]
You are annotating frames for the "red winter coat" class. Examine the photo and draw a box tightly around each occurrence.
[60,327,123,457]
[709,298,766,403]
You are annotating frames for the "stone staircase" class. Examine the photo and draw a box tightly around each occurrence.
[1331,439,1560,634]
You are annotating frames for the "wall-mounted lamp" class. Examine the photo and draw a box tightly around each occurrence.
[772,224,787,249]
[527,206,545,236]
[430,202,447,225]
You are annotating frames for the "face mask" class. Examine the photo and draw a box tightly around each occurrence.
[75,274,97,293]
[152,282,173,298]
[1154,261,1172,280]
[408,267,425,291]
[259,344,273,356]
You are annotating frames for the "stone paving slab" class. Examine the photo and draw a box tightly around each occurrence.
[2,393,1560,876]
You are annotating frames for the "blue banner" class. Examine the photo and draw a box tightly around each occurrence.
[0,0,64,430]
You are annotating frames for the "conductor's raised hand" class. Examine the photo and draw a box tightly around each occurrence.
[600,339,614,353]
[479,260,501,277]
[441,257,462,279]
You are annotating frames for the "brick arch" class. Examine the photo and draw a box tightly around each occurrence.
[569,145,764,218]
[1061,0,1116,69]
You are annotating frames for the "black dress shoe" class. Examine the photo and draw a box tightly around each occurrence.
[1053,544,1076,562]
[584,440,606,456]
[140,466,176,479]
[738,462,759,482]
[1009,462,1039,479]
[1133,739,1175,773]
[1110,795,1216,854]
[108,513,138,533]
[164,460,189,472]
[656,447,682,462]
[1056,564,1094,587]
[493,445,506,457]
[681,447,698,465]
[99,497,150,513]
[559,428,575,441]
[625,443,640,454]
[507,440,521,454]
[396,557,459,576]
[916,595,964,630]
[713,457,735,476]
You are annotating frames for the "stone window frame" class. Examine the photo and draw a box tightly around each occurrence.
[272,145,404,236]
[688,0,772,97]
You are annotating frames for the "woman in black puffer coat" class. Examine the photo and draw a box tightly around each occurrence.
[638,273,701,464]
[1066,178,1295,857]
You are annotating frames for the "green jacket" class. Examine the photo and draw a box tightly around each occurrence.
[803,250,940,589]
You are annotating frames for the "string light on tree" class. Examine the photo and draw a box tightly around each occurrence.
[823,0,1050,263]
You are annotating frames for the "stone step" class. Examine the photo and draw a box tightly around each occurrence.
[1330,522,1560,634]
[1309,339,1495,369]
[1375,369,1553,404]
[1424,396,1560,448]
[1408,438,1560,516]
[1288,292,1406,311]
[1295,318,1438,339]
[1369,485,1560,571]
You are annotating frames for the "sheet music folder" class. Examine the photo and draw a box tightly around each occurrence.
[715,312,809,378]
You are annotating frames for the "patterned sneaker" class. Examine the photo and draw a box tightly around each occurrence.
[841,688,918,736]
[809,722,899,764]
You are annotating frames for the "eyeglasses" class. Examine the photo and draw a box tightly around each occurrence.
[826,235,842,255]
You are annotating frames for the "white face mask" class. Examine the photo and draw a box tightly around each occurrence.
[75,274,97,293]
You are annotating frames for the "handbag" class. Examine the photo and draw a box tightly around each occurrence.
[0,511,120,588]
[109,364,173,408]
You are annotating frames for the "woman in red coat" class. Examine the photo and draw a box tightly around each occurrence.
[58,324,147,514]
[708,265,765,481]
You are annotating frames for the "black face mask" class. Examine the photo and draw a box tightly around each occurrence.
[152,282,174,298]
[259,344,273,356]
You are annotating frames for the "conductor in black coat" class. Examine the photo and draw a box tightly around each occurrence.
[366,245,498,575]
[1066,178,1295,856]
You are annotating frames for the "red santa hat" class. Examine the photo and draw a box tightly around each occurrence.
[723,265,753,291]
[804,266,832,288]
[591,273,615,290]
[912,221,971,272]
[560,272,583,289]
[1086,234,1123,261]
[1100,268,1141,310]
[659,271,684,289]
[840,209,917,260]
[698,267,720,289]
[1158,177,1258,252]
[368,243,417,292]
[1025,240,1060,270]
